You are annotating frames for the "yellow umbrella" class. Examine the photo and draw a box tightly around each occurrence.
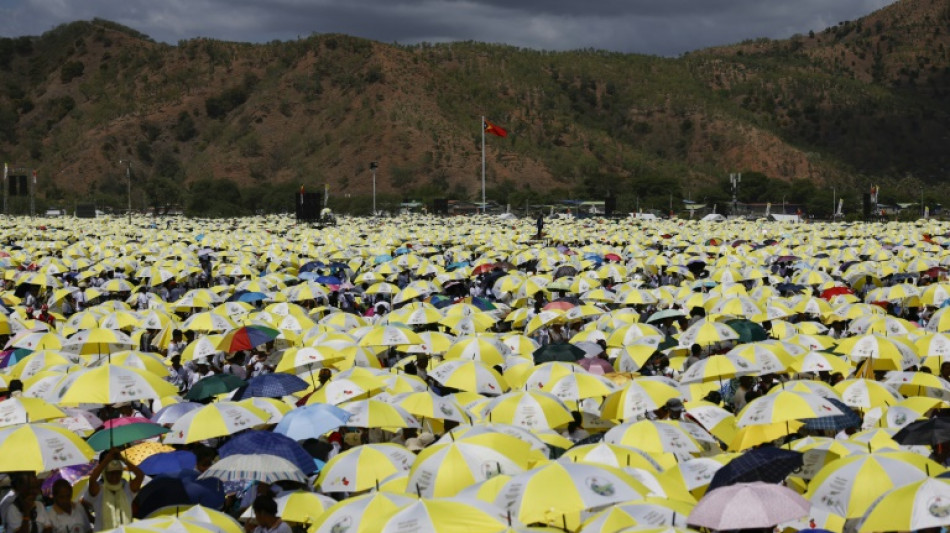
[316,443,415,492]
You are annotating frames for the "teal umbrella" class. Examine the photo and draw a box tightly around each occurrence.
[725,319,768,344]
[184,374,246,401]
[532,342,585,364]
[88,422,169,451]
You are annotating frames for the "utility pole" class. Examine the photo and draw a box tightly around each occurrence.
[832,187,836,220]
[370,161,378,217]
[921,186,925,218]
[119,160,131,225]
[730,173,741,217]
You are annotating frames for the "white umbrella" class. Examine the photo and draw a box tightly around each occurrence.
[198,454,307,484]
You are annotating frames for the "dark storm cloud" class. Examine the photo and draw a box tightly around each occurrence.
[1,0,896,56]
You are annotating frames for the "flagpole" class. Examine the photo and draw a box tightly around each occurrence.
[481,115,486,214]
[2,163,6,215]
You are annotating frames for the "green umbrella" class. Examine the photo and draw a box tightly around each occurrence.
[87,422,169,451]
[725,319,769,344]
[184,374,246,401]
[532,342,585,364]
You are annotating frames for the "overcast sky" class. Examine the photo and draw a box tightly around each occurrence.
[1,0,896,56]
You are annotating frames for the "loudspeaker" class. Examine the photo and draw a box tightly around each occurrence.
[862,193,871,218]
[295,193,323,222]
[7,175,17,197]
[605,194,616,217]
[433,198,449,215]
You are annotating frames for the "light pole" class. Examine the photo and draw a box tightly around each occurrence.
[119,160,131,225]
[369,161,378,217]
[782,195,786,214]
[921,186,925,218]
[832,187,836,220]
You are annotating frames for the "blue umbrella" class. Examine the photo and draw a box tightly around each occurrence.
[132,470,224,518]
[299,261,326,273]
[139,451,197,476]
[274,403,351,440]
[801,398,862,432]
[446,261,470,271]
[394,247,410,256]
[150,402,203,425]
[231,373,309,400]
[374,254,394,264]
[316,276,342,286]
[220,431,316,474]
[229,291,267,303]
[298,272,321,282]
[707,447,803,491]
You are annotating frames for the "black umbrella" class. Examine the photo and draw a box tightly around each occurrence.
[707,447,803,491]
[533,343,585,364]
[893,417,950,446]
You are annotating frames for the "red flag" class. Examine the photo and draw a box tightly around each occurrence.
[484,119,507,138]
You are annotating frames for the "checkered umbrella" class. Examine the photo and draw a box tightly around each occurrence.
[801,398,863,432]
[230,373,309,400]
[708,447,803,491]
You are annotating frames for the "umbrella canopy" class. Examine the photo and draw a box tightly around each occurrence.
[407,436,534,497]
[184,374,247,402]
[138,451,198,476]
[0,422,95,472]
[165,401,270,444]
[133,471,225,518]
[198,453,308,484]
[532,342,585,364]
[219,430,316,475]
[707,447,803,491]
[216,325,280,352]
[273,403,351,440]
[308,492,418,533]
[316,443,415,492]
[54,364,178,405]
[892,416,950,446]
[493,461,650,530]
[87,421,170,451]
[688,482,810,529]
[230,373,308,400]
[858,478,950,533]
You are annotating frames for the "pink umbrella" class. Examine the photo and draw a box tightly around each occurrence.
[579,357,613,375]
[687,482,810,530]
[103,416,152,429]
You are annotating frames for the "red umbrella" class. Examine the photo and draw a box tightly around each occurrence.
[820,286,854,300]
[604,253,622,262]
[470,263,495,276]
[579,357,614,374]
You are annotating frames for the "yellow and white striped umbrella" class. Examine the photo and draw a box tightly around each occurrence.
[316,443,415,492]
[164,401,269,444]
[600,378,681,421]
[0,422,95,472]
[481,390,573,430]
[678,354,759,384]
[806,451,943,519]
[493,462,651,530]
[429,359,508,395]
[53,364,178,405]
[407,437,534,497]
[736,390,844,428]
[339,399,420,429]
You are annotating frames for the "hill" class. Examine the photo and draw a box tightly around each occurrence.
[1,0,950,216]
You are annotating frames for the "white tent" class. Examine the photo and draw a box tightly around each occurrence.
[701,213,726,222]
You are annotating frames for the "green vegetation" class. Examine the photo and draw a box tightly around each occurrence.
[2,5,950,217]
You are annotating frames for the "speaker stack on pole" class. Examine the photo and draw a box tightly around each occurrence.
[295,193,323,222]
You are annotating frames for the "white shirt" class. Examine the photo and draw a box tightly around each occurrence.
[253,521,292,533]
[38,503,91,533]
[83,481,134,531]
[4,500,48,533]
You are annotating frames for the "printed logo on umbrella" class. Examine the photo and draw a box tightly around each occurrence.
[929,497,950,518]
[586,476,615,497]
[330,516,352,533]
